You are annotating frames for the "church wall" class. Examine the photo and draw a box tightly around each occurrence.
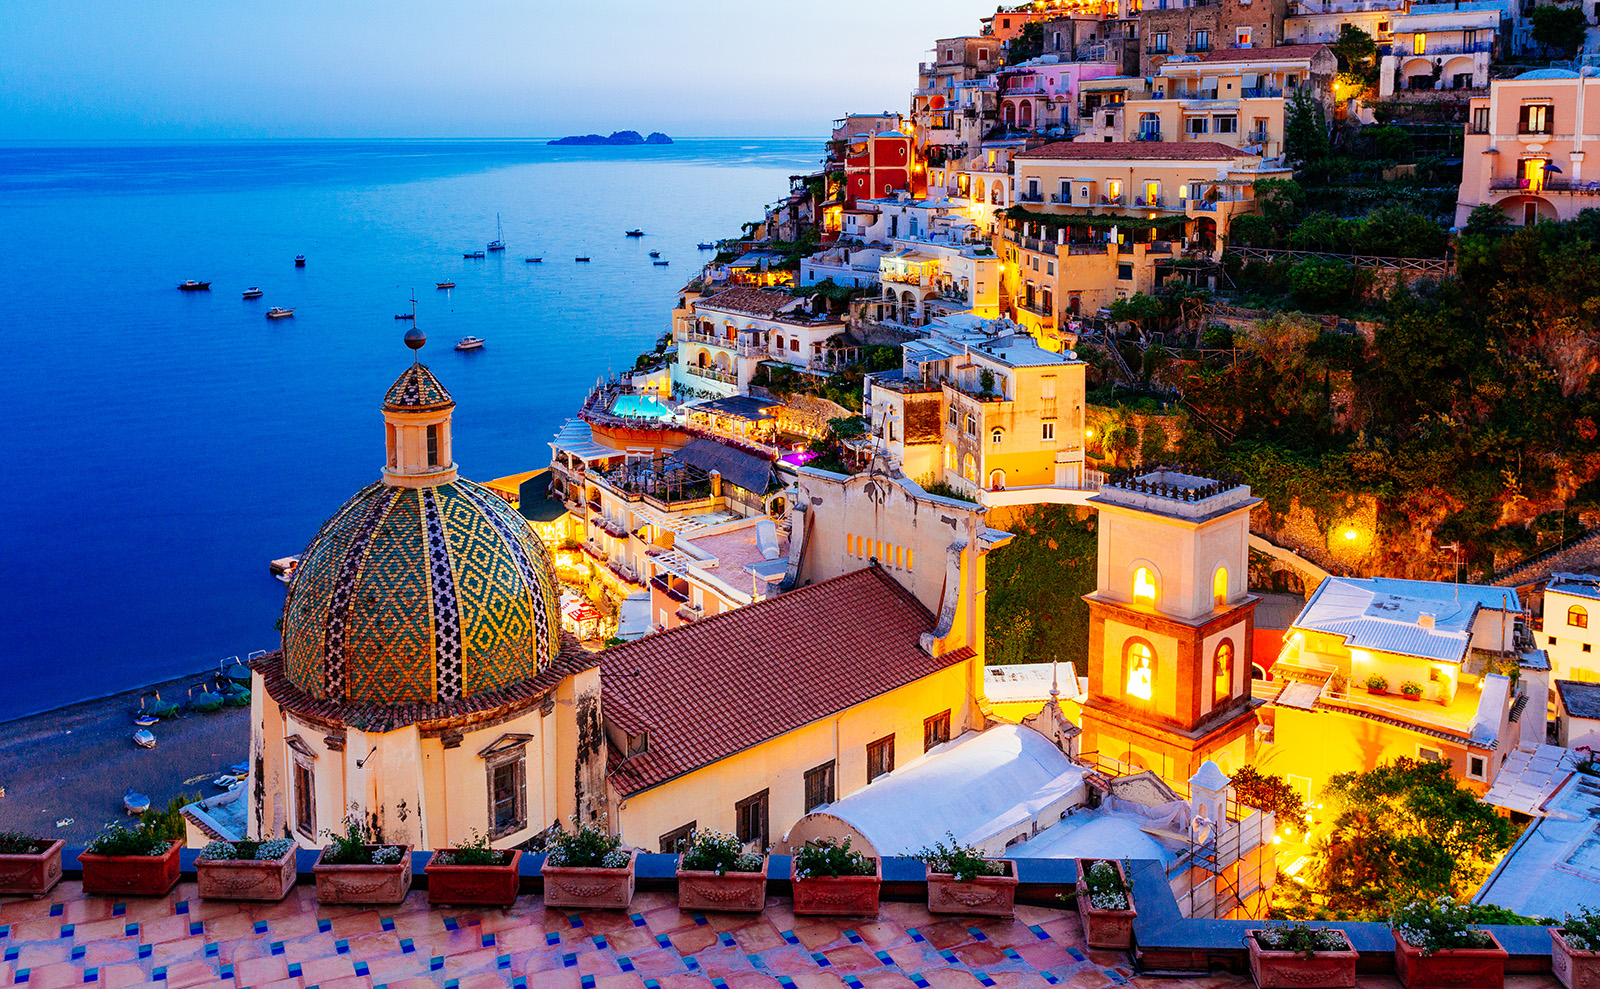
[1198,621,1249,719]
[614,660,977,853]
[1097,507,1249,623]
[248,676,287,841]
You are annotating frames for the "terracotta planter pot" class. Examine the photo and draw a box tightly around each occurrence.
[676,856,768,913]
[1369,687,1388,696]
[0,839,65,898]
[1246,929,1358,988]
[791,858,882,917]
[425,849,523,908]
[1551,929,1600,989]
[541,849,636,911]
[197,842,298,901]
[80,840,182,897]
[1392,929,1507,989]
[1401,693,1422,702]
[1076,859,1136,950]
[927,860,1018,918]
[312,845,413,905]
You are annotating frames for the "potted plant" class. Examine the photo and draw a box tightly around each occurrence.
[675,829,767,913]
[914,833,1017,919]
[540,816,636,911]
[425,831,523,908]
[1076,858,1136,950]
[1400,681,1424,702]
[1366,674,1389,696]
[79,824,182,897]
[1551,906,1600,989]
[312,818,412,905]
[196,838,297,901]
[1390,898,1507,989]
[1247,923,1359,988]
[0,832,66,898]
[790,838,881,917]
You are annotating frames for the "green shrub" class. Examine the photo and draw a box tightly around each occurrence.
[1561,906,1600,950]
[791,837,874,879]
[1392,898,1497,954]
[87,823,171,857]
[434,830,507,867]
[320,817,404,866]
[1366,674,1389,691]
[1082,860,1132,910]
[913,833,1006,883]
[0,833,49,855]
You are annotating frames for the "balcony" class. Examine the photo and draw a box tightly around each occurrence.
[680,328,762,356]
[1018,191,1045,203]
[1050,193,1072,203]
[650,574,689,604]
[1146,45,1171,54]
[1241,87,1284,98]
[1245,130,1269,143]
[1191,41,1213,51]
[684,364,737,385]
[1489,177,1600,194]
[1417,41,1493,54]
[676,604,706,623]
[1137,130,1163,141]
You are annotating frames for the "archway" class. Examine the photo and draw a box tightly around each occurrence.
[1002,103,1016,128]
[989,469,1006,490]
[1499,195,1557,225]
[1019,101,1034,128]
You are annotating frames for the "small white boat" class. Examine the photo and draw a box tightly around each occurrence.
[455,336,485,351]
[242,287,263,299]
[270,554,300,583]
[133,714,159,727]
[131,731,156,751]
[267,307,295,319]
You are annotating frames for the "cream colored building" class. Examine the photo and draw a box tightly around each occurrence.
[672,288,847,395]
[1457,69,1600,228]
[1538,573,1600,683]
[1127,46,1336,158]
[1380,2,1500,97]
[1283,0,1402,48]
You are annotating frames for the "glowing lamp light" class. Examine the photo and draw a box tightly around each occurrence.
[1343,528,1359,541]
[1126,665,1153,700]
[1085,427,1095,438]
[1133,567,1158,602]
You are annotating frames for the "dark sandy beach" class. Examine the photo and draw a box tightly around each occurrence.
[0,671,248,845]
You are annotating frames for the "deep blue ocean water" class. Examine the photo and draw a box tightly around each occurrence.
[0,138,819,721]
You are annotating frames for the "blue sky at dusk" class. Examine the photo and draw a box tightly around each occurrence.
[1,0,988,139]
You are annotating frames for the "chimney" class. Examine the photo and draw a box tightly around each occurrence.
[1418,612,1435,629]
[709,470,722,498]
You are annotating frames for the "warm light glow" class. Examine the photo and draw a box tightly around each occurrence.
[1126,644,1154,700]
[1085,427,1095,438]
[1271,835,1282,845]
[1343,528,1358,541]
[1133,566,1157,602]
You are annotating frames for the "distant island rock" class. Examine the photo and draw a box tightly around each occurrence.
[548,131,674,146]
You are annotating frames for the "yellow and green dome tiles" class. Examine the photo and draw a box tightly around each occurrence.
[383,363,453,411]
[281,478,561,705]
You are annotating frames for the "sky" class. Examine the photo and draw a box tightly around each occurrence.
[0,0,991,140]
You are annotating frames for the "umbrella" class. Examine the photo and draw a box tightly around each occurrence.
[1544,161,1563,173]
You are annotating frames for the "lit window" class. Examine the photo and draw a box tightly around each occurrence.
[1213,640,1234,707]
[1126,641,1154,700]
[1133,566,1158,603]
[1213,567,1228,607]
[1572,606,1589,629]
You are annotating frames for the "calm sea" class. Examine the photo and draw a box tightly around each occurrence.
[0,138,820,721]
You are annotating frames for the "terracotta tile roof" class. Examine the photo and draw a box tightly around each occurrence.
[1016,141,1252,161]
[603,565,973,796]
[254,633,599,734]
[695,287,804,319]
[1199,44,1328,62]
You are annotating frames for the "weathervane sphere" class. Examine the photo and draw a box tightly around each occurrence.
[404,325,426,351]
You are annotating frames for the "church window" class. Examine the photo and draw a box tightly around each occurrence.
[924,710,951,751]
[426,424,439,466]
[1125,640,1155,701]
[1571,605,1589,629]
[1133,566,1158,603]
[1213,567,1229,607]
[660,821,696,853]
[949,406,959,426]
[804,761,836,811]
[386,423,397,468]
[944,444,956,469]
[482,738,530,839]
[1213,640,1234,708]
[906,548,914,572]
[735,789,769,846]
[292,760,315,838]
[867,734,896,782]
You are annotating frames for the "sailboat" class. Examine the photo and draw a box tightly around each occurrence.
[487,213,506,252]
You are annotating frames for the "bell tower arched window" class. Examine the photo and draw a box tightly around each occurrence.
[1213,640,1234,708]
[1133,566,1158,604]
[1125,639,1155,700]
[1213,567,1229,608]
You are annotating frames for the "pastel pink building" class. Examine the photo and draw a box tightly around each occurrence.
[1458,68,1600,228]
[995,56,1119,138]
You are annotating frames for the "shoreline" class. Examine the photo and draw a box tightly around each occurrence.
[0,664,254,728]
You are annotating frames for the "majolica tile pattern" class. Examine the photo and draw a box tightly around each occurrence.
[0,883,1160,989]
[282,479,561,706]
[384,365,454,412]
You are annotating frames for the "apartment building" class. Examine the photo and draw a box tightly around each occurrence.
[1457,69,1600,227]
[1077,75,1155,142]
[672,288,847,396]
[1282,0,1403,47]
[1539,573,1600,683]
[1128,46,1336,158]
[1379,1,1503,96]
[1140,0,1293,76]
[914,38,999,148]
[845,129,921,207]
[1042,10,1143,78]
[995,55,1121,139]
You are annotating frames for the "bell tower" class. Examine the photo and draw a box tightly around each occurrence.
[1079,466,1261,780]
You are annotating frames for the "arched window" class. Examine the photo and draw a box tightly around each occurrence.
[964,454,977,482]
[1213,567,1229,608]
[965,413,977,436]
[1125,640,1154,700]
[944,444,956,470]
[991,428,1003,444]
[1572,606,1590,629]
[1133,566,1158,604]
[1213,640,1234,708]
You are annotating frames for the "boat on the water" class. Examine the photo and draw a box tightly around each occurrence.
[525,257,542,263]
[267,307,295,319]
[178,280,211,291]
[575,257,590,262]
[697,242,715,250]
[653,260,670,266]
[455,336,485,351]
[436,281,455,289]
[270,555,300,583]
[625,229,644,237]
[464,250,486,259]
[649,251,660,258]
[487,213,506,251]
[242,287,263,299]
[295,255,306,267]
[395,313,415,320]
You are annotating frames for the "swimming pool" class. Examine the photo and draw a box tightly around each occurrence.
[611,394,673,419]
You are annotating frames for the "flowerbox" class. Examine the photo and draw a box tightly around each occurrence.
[425,849,523,908]
[0,839,65,898]
[312,845,413,905]
[927,859,1018,918]
[1551,929,1600,989]
[1392,929,1506,989]
[791,857,882,917]
[676,856,768,913]
[1246,929,1358,988]
[80,839,182,897]
[1076,859,1136,950]
[541,849,636,911]
[197,842,298,901]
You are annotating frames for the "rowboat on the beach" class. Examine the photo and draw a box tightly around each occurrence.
[132,730,156,751]
[124,788,151,813]
[188,686,224,714]
[137,691,179,721]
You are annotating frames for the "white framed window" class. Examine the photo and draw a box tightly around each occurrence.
[991,428,1003,444]
[1468,755,1487,780]
[1417,745,1443,763]
[1042,421,1056,441]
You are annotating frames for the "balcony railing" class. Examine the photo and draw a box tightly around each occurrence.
[1417,41,1493,54]
[1146,45,1171,54]
[684,364,737,384]
[1489,177,1600,194]
[1018,191,1045,203]
[1246,130,1269,143]
[1050,193,1072,203]
[1138,130,1163,141]
[680,329,762,356]
[1241,87,1284,98]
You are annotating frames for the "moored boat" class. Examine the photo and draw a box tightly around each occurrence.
[266,307,295,319]
[463,250,485,259]
[395,313,415,320]
[487,213,506,251]
[294,255,306,267]
[653,260,669,266]
[436,281,455,289]
[455,336,485,351]
[575,256,590,262]
[270,555,301,583]
[697,242,715,250]
[525,257,542,263]
[625,229,644,237]
[649,251,660,258]
[242,287,263,299]
[178,280,211,291]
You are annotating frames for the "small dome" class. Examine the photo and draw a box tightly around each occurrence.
[385,364,453,412]
[281,479,561,706]
[1516,68,1580,80]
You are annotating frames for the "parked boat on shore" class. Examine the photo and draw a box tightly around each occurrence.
[131,730,156,749]
[270,555,300,583]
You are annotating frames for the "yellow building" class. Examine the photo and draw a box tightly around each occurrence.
[1128,46,1337,158]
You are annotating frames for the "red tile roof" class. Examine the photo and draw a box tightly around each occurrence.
[603,565,973,796]
[696,287,804,319]
[1015,141,1254,161]
[1199,44,1329,62]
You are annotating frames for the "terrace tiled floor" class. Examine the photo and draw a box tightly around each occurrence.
[0,884,1563,989]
